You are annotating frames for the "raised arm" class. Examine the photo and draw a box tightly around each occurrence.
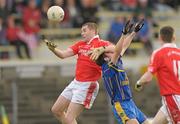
[90,19,144,63]
[120,32,136,56]
[110,20,133,63]
[121,19,144,56]
[111,19,144,63]
[45,39,74,59]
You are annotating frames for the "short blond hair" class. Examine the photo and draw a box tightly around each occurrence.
[82,22,98,34]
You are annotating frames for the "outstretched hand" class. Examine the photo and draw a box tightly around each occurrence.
[134,19,144,32]
[135,83,143,92]
[89,47,106,61]
[135,80,143,92]
[122,20,133,35]
[44,39,57,51]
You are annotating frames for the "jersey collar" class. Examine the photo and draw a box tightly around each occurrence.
[87,35,99,44]
[162,43,177,48]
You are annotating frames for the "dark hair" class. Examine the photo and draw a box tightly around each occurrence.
[160,26,174,43]
[95,53,105,66]
[82,22,98,34]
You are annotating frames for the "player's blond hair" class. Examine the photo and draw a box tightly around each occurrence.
[82,22,98,34]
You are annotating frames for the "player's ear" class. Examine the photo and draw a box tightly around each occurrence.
[172,34,176,41]
[158,35,162,41]
[158,35,164,44]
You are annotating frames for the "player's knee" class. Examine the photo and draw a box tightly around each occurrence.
[65,118,73,124]
[51,106,63,117]
[64,116,74,124]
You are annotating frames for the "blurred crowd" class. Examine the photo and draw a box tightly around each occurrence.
[0,0,180,59]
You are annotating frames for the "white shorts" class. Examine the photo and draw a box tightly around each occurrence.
[160,95,180,124]
[60,79,99,109]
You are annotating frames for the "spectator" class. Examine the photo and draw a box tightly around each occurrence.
[0,0,9,23]
[159,0,179,11]
[0,18,9,59]
[13,0,25,17]
[77,0,99,27]
[121,0,137,11]
[22,0,41,57]
[6,15,31,59]
[6,0,14,12]
[107,16,125,44]
[66,0,79,28]
[40,0,51,28]
[134,14,153,55]
[23,0,41,34]
[134,0,152,17]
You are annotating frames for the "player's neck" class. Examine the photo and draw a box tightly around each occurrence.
[87,35,99,44]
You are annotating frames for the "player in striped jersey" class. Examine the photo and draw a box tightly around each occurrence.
[90,20,150,124]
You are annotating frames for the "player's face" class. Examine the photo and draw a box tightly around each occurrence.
[81,25,95,42]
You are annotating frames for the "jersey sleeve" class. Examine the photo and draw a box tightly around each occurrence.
[148,50,160,74]
[69,41,82,54]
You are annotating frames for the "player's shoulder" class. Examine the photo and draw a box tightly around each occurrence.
[151,47,173,59]
[100,39,111,43]
[150,48,162,60]
[73,40,85,45]
[152,47,164,55]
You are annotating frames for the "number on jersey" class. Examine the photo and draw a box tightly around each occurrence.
[173,60,180,80]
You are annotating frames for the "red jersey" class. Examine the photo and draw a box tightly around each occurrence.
[6,27,20,41]
[23,7,41,34]
[70,35,111,82]
[148,43,180,95]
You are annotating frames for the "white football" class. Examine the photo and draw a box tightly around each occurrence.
[47,6,64,22]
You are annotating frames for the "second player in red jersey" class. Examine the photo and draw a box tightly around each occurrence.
[135,26,180,124]
[149,43,180,95]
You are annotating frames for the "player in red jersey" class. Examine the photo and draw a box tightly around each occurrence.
[45,22,114,124]
[135,26,180,124]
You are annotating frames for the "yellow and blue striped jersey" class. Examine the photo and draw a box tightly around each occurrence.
[102,58,132,104]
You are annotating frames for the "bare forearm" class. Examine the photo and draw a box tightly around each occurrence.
[111,32,136,63]
[104,44,115,53]
[138,71,153,86]
[52,48,74,59]
[111,35,126,63]
[121,32,136,56]
[45,39,74,59]
[52,48,64,59]
[115,34,126,55]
